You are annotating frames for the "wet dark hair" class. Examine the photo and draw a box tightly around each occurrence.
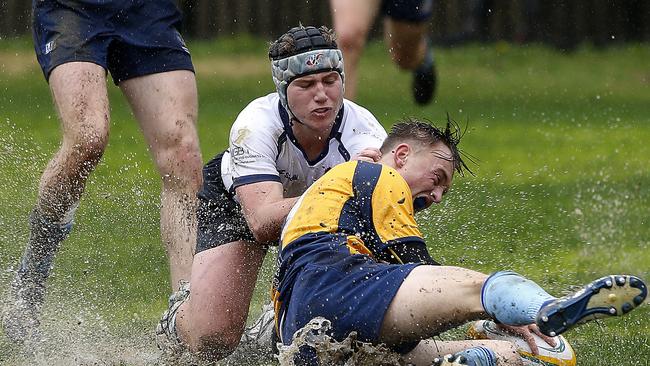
[380,115,475,176]
[268,25,338,60]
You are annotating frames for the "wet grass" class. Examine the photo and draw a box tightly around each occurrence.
[1,36,649,364]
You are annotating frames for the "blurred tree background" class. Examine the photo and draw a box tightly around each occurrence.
[1,0,649,50]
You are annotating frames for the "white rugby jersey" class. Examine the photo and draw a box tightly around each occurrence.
[221,93,387,199]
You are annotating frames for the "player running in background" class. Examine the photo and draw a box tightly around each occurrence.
[156,25,388,362]
[330,0,438,105]
[272,118,648,365]
[3,0,203,344]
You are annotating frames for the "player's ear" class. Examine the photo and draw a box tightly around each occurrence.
[393,143,410,168]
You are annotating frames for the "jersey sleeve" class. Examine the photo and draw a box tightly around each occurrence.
[341,101,388,157]
[228,99,282,189]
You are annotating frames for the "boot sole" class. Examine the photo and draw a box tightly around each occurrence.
[536,275,647,336]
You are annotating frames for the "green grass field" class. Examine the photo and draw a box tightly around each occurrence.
[1,37,649,365]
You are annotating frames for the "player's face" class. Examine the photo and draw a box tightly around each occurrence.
[287,71,343,131]
[402,141,455,211]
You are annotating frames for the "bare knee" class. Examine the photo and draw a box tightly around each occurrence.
[61,124,109,171]
[154,127,202,188]
[336,28,367,58]
[191,327,242,360]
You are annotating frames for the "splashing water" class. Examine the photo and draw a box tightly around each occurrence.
[0,293,161,366]
[277,317,402,366]
[0,120,165,365]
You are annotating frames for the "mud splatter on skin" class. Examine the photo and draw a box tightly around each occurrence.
[37,67,110,221]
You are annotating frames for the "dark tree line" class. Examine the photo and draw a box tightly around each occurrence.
[1,0,649,51]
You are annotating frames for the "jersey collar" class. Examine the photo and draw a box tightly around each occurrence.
[278,101,345,165]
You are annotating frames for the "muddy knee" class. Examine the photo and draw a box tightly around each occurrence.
[194,330,242,360]
[62,124,109,170]
[37,127,108,217]
[154,131,202,188]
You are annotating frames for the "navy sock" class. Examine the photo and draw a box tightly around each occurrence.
[17,208,72,284]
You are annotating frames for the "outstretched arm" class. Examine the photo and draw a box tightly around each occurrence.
[236,181,299,244]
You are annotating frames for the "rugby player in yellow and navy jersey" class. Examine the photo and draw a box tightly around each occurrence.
[272,119,648,366]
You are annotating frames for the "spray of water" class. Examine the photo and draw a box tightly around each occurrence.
[0,120,165,365]
[277,317,402,366]
[0,294,161,365]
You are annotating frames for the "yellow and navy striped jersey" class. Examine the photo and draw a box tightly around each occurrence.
[280,160,427,261]
[271,160,437,332]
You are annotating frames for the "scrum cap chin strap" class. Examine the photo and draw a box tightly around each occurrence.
[270,26,345,121]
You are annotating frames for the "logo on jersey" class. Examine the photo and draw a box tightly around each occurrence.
[234,128,251,145]
[278,169,298,182]
[231,145,246,157]
[305,53,323,67]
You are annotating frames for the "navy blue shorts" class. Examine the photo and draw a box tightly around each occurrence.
[381,0,434,22]
[195,152,257,253]
[277,240,421,354]
[32,0,194,84]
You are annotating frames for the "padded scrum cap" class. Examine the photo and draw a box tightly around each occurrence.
[269,26,344,121]
[269,26,338,60]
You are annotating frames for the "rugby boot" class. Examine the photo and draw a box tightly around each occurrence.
[536,275,647,337]
[155,281,209,365]
[3,274,44,345]
[223,303,277,365]
[156,280,191,354]
[412,40,437,105]
[2,208,71,344]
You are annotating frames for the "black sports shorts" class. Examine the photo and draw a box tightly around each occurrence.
[381,0,434,22]
[195,152,257,254]
[33,0,194,84]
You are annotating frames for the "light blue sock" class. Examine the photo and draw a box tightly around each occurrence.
[481,271,556,325]
[455,346,497,366]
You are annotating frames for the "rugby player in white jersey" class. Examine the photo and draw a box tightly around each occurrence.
[156,25,387,361]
